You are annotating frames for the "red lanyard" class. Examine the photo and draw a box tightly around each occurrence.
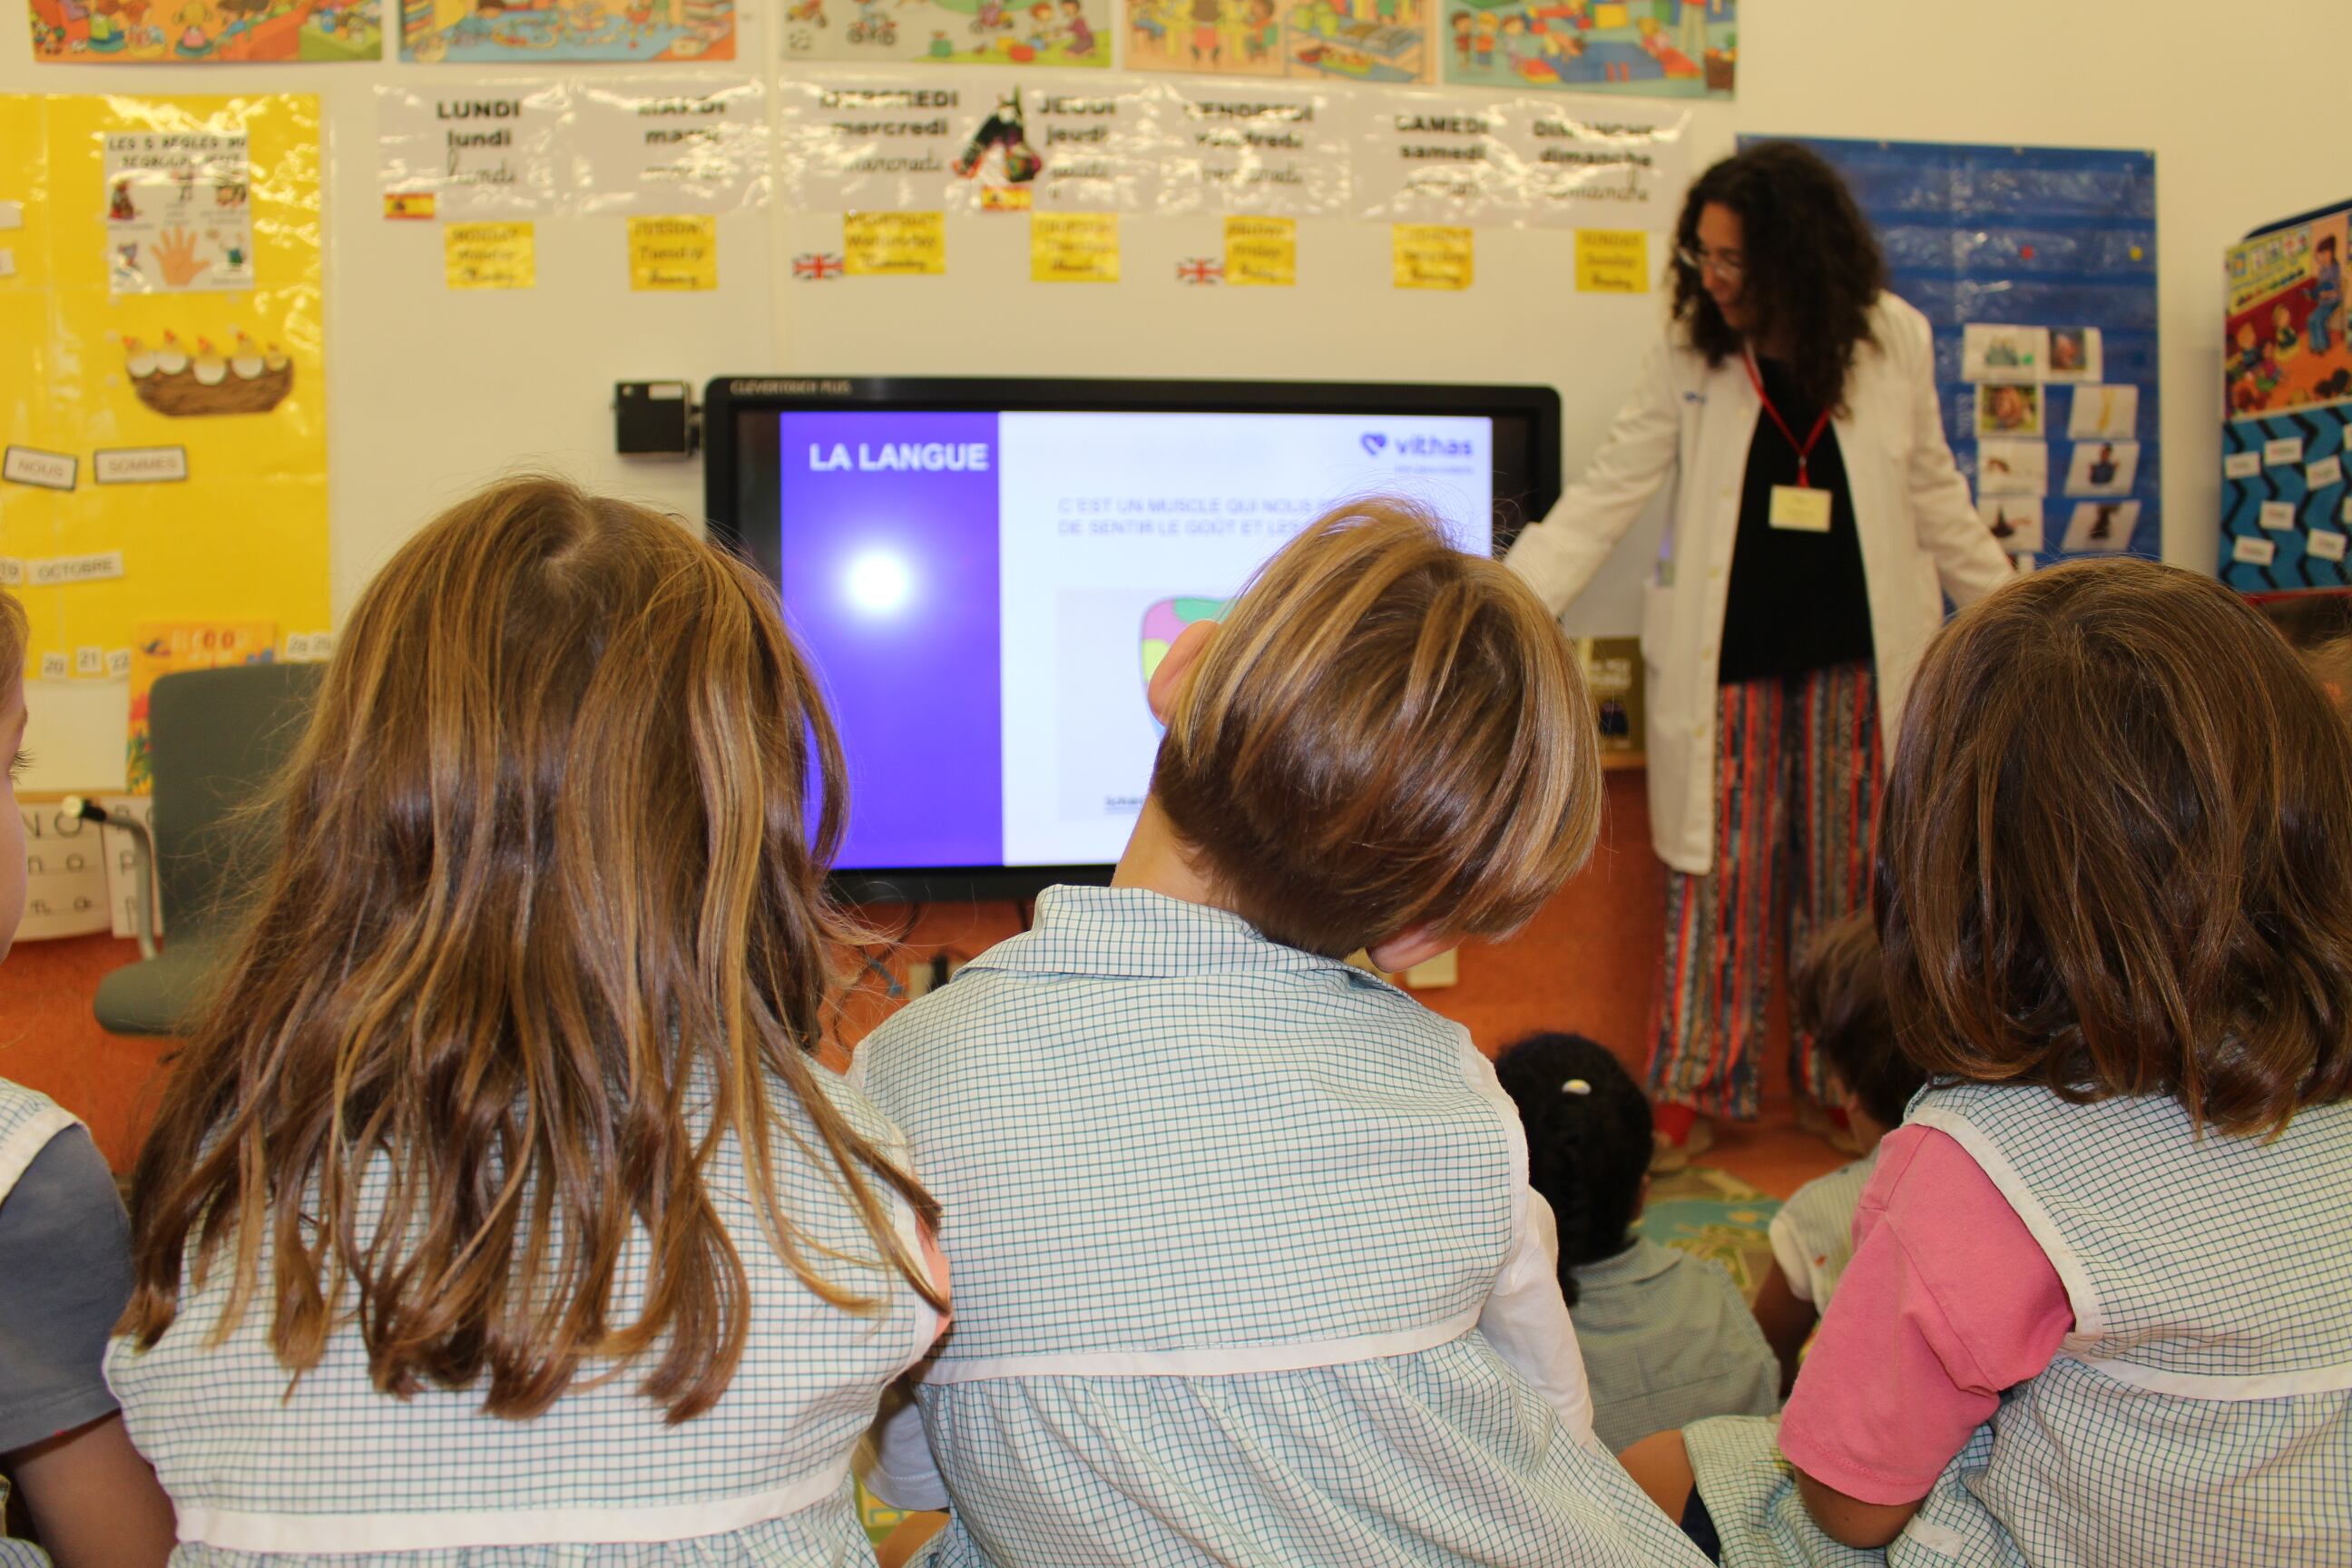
[1743,348,1833,489]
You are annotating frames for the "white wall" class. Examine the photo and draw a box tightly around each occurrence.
[5,1,2345,790]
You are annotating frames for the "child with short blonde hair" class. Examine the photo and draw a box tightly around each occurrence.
[857,500,1703,1565]
[1625,558,2352,1564]
[112,477,947,1562]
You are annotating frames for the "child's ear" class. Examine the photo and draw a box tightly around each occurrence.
[1367,924,1458,975]
[1147,619,1219,726]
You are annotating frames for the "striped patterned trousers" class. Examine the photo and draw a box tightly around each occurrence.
[1647,660,1881,1121]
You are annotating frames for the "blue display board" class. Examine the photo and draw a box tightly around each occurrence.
[2218,200,2352,593]
[1747,136,2161,566]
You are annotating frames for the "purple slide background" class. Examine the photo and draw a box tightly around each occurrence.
[777,411,1003,869]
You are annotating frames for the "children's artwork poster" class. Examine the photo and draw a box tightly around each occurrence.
[2219,200,2351,592]
[0,95,328,789]
[376,83,572,220]
[1122,0,1430,84]
[29,0,380,62]
[781,0,1110,68]
[1441,0,1733,100]
[399,0,732,63]
[103,130,254,294]
[775,73,1164,214]
[1156,83,1349,217]
[573,77,769,214]
[1777,137,2159,568]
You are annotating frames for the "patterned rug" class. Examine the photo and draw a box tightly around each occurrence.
[1637,1162,1783,1300]
[855,1166,1782,1544]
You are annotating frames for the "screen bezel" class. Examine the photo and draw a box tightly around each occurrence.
[702,375,1563,904]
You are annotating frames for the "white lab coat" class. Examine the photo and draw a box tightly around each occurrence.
[1507,292,2014,877]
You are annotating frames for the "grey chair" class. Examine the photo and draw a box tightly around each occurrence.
[92,662,322,1037]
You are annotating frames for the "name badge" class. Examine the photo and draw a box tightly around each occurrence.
[1769,485,1832,532]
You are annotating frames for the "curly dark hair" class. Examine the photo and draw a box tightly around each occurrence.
[1493,1033,1650,1307]
[1671,141,1886,416]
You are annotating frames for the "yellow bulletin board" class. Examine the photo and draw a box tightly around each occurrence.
[0,93,328,784]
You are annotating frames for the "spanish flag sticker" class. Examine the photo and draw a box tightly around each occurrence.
[385,192,436,220]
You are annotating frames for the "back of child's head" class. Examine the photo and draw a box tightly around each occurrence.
[1493,1033,1649,1306]
[1880,557,2352,1135]
[1151,499,1600,957]
[123,475,937,1420]
[0,584,24,679]
[1793,911,1923,1131]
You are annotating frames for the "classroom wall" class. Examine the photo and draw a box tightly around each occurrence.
[4,5,2344,1163]
[5,3,2345,790]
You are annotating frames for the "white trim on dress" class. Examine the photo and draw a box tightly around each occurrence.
[177,1464,849,1553]
[920,1309,1485,1384]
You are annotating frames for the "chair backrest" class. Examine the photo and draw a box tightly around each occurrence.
[149,662,323,936]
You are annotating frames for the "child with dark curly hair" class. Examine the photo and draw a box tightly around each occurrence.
[1496,1033,1778,1455]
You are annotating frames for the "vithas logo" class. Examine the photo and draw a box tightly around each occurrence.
[1359,432,1387,456]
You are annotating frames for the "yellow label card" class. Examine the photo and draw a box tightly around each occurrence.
[444,221,534,290]
[1392,224,1472,291]
[1224,216,1296,287]
[843,211,946,277]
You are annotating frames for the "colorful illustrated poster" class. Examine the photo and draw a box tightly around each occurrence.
[2220,200,2352,593]
[1123,0,1430,84]
[0,95,328,789]
[780,0,1110,68]
[399,0,732,63]
[103,130,255,294]
[30,0,380,61]
[1441,0,1732,99]
[2224,208,2351,423]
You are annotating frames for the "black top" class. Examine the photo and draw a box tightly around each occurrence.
[1715,355,1876,686]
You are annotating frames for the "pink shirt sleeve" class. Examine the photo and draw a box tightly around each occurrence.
[1775,1124,2073,1506]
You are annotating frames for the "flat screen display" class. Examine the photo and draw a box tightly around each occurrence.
[704,378,1559,897]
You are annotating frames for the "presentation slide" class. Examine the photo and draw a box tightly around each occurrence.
[777,409,1493,870]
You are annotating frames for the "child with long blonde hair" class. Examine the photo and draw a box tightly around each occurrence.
[112,477,947,1562]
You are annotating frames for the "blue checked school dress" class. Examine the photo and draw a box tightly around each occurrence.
[853,885,1707,1568]
[106,1071,940,1564]
[1685,1083,2352,1566]
[1767,1151,1875,1311]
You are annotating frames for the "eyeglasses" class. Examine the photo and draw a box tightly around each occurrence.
[1675,244,1744,283]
